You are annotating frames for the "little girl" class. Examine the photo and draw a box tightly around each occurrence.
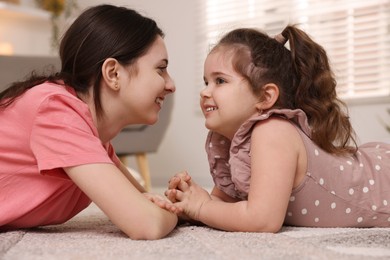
[165,25,390,232]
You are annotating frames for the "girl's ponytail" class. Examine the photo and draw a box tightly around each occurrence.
[282,25,357,155]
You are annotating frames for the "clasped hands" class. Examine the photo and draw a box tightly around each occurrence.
[145,171,211,222]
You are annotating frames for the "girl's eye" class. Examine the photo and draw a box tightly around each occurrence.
[216,77,226,84]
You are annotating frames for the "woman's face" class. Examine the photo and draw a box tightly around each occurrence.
[118,36,175,125]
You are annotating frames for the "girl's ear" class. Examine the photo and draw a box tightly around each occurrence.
[255,83,279,111]
[101,58,120,91]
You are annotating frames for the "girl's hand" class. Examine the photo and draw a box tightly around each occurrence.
[166,171,192,203]
[166,179,212,221]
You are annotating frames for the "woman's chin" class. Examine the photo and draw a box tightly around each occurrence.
[146,115,159,125]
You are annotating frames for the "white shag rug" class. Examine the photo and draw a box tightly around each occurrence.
[1,201,390,259]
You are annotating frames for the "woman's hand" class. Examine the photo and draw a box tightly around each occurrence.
[143,192,179,213]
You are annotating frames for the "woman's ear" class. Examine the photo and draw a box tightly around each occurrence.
[255,83,279,111]
[101,58,120,91]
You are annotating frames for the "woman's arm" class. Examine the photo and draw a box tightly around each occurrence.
[174,118,305,232]
[64,163,178,240]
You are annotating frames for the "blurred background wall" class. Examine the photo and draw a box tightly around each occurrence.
[1,0,389,189]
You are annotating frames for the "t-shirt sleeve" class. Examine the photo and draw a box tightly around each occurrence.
[106,142,122,167]
[30,94,116,171]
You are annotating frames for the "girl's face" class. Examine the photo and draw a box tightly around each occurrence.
[201,49,260,139]
[118,36,175,125]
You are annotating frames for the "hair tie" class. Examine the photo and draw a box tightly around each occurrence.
[274,33,287,45]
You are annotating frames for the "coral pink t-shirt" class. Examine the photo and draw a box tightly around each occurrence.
[0,82,121,229]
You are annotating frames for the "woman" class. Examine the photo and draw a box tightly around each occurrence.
[0,4,178,239]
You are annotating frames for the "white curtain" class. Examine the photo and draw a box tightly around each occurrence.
[196,0,390,101]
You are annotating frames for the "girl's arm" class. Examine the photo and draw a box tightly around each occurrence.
[210,186,239,203]
[64,163,178,240]
[175,118,305,232]
[166,172,238,203]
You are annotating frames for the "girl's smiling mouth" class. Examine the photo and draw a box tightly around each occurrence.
[206,106,218,112]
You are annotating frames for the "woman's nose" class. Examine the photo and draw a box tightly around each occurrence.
[165,76,176,93]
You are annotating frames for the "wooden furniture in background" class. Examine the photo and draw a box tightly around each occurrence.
[119,154,151,192]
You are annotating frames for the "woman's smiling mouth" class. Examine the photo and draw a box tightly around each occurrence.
[155,97,164,107]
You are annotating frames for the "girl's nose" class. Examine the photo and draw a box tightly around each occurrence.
[200,86,210,98]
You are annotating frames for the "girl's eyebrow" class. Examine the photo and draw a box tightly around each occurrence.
[209,71,231,78]
[204,72,231,83]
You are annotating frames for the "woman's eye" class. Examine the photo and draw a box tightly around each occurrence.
[216,78,226,84]
[158,66,167,74]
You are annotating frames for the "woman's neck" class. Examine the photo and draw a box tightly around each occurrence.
[77,90,121,144]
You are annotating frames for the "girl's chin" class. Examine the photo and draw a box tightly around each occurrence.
[204,122,216,131]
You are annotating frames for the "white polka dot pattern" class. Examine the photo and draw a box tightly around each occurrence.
[283,115,390,228]
[286,133,390,227]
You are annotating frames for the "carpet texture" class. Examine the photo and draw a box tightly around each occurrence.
[1,203,390,260]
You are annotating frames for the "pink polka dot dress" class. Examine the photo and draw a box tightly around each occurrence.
[206,109,390,228]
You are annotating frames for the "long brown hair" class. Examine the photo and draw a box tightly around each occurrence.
[0,4,164,119]
[212,25,357,156]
